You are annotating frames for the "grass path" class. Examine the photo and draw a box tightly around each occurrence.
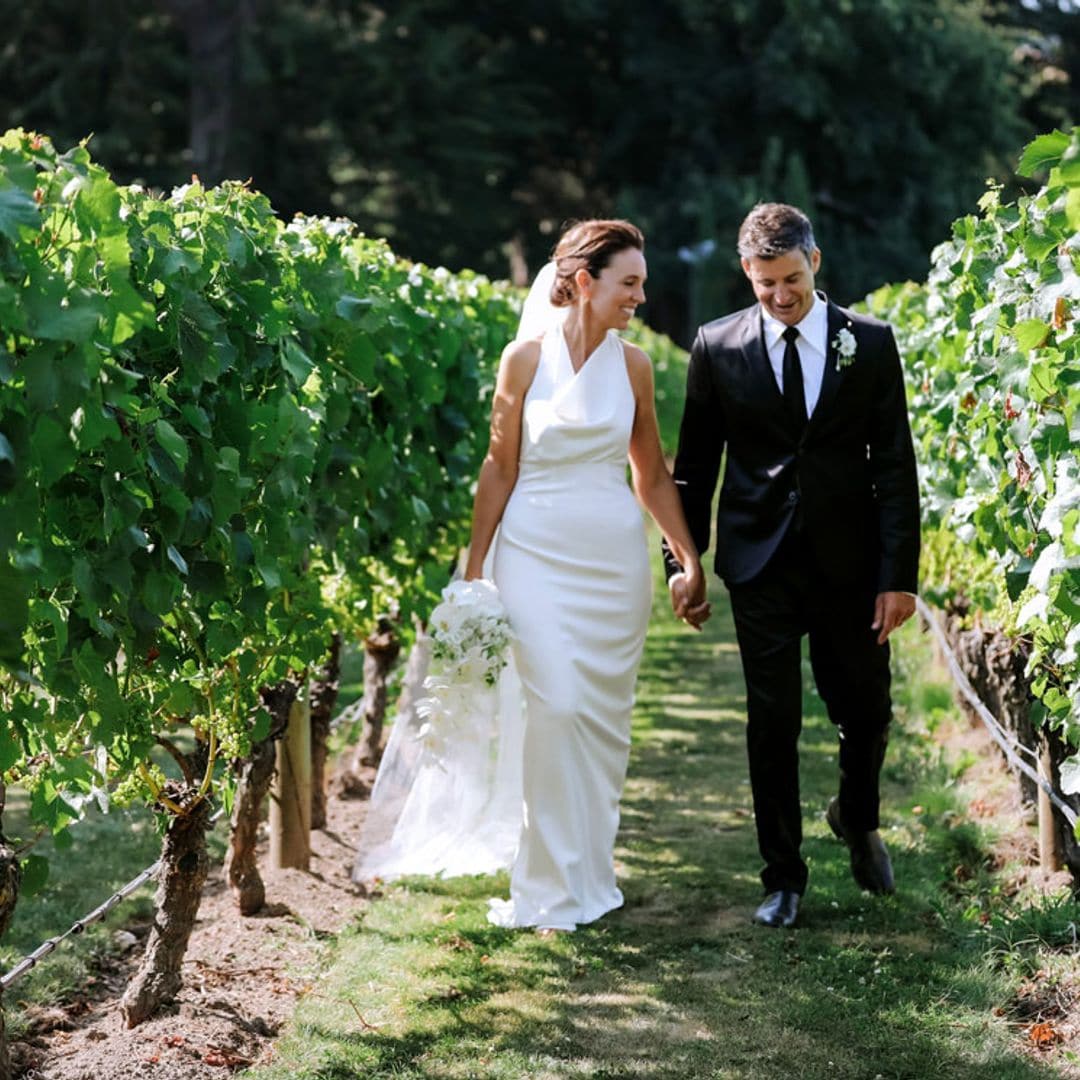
[243,556,1071,1080]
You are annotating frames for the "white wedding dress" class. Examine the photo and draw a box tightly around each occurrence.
[354,322,650,931]
[487,324,652,929]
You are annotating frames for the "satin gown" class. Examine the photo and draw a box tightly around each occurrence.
[487,326,652,931]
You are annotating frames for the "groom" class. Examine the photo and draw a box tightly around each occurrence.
[664,203,920,929]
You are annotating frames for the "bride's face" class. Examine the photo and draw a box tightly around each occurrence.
[582,247,647,330]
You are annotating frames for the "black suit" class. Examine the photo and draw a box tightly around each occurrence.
[664,296,920,894]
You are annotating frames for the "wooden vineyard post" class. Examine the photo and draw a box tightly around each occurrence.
[1038,738,1063,873]
[270,689,312,870]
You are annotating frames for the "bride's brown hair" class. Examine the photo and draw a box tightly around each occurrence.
[549,219,644,308]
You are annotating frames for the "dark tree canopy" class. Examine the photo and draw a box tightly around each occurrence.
[2,0,1075,342]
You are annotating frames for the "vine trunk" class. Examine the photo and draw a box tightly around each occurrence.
[224,681,298,914]
[309,633,343,830]
[120,775,212,1027]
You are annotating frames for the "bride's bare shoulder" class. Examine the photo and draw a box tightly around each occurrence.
[619,340,654,390]
[497,337,542,390]
[620,340,651,368]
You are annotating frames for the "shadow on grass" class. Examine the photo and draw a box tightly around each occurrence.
[246,571,1064,1079]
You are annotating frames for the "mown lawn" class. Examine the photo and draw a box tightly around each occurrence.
[241,550,1076,1080]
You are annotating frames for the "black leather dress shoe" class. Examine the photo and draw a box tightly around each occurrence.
[753,889,800,928]
[826,797,895,895]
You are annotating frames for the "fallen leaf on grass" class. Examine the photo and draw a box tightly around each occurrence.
[1028,1022,1062,1048]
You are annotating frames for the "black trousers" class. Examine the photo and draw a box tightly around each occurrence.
[727,525,892,895]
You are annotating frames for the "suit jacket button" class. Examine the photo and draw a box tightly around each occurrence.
[788,491,798,503]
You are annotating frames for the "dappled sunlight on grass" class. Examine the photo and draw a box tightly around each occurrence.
[244,547,1066,1079]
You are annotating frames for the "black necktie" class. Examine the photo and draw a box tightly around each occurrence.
[781,326,807,432]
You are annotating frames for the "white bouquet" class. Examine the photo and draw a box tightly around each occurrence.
[415,579,513,764]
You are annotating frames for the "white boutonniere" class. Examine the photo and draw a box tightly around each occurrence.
[832,326,857,371]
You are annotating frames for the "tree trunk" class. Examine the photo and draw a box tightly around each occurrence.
[0,785,21,1080]
[309,633,343,830]
[223,681,296,915]
[120,774,212,1027]
[0,786,19,941]
[160,0,259,184]
[340,618,401,791]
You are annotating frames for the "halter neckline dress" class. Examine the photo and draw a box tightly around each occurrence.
[488,325,652,930]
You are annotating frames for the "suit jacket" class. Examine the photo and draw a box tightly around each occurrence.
[664,296,920,593]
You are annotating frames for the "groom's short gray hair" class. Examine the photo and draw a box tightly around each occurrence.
[737,203,816,261]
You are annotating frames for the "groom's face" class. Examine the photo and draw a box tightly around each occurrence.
[741,247,821,326]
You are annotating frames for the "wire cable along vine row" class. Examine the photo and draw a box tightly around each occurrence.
[1,808,226,991]
[915,597,1077,832]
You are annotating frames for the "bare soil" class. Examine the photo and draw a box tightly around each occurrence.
[12,768,376,1080]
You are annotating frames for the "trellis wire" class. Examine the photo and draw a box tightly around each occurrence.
[1,806,225,991]
[916,595,1077,831]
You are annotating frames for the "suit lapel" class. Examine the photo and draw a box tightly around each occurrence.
[807,298,849,430]
[738,307,785,407]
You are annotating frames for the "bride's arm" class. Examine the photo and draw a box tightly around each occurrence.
[463,339,540,580]
[625,344,709,623]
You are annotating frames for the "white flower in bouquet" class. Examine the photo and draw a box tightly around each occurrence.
[414,579,512,764]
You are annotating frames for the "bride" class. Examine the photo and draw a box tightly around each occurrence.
[354,219,707,932]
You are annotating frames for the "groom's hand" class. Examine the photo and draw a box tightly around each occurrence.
[872,591,916,645]
[669,572,711,631]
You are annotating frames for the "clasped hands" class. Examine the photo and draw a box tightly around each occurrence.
[669,566,711,631]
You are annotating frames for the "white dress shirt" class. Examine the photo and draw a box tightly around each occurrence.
[761,293,828,419]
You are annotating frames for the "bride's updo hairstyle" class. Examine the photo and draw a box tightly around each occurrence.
[549,219,644,307]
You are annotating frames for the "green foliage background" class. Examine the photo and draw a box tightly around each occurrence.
[868,127,1080,759]
[0,128,688,878]
[1,1,1076,343]
[0,127,518,847]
